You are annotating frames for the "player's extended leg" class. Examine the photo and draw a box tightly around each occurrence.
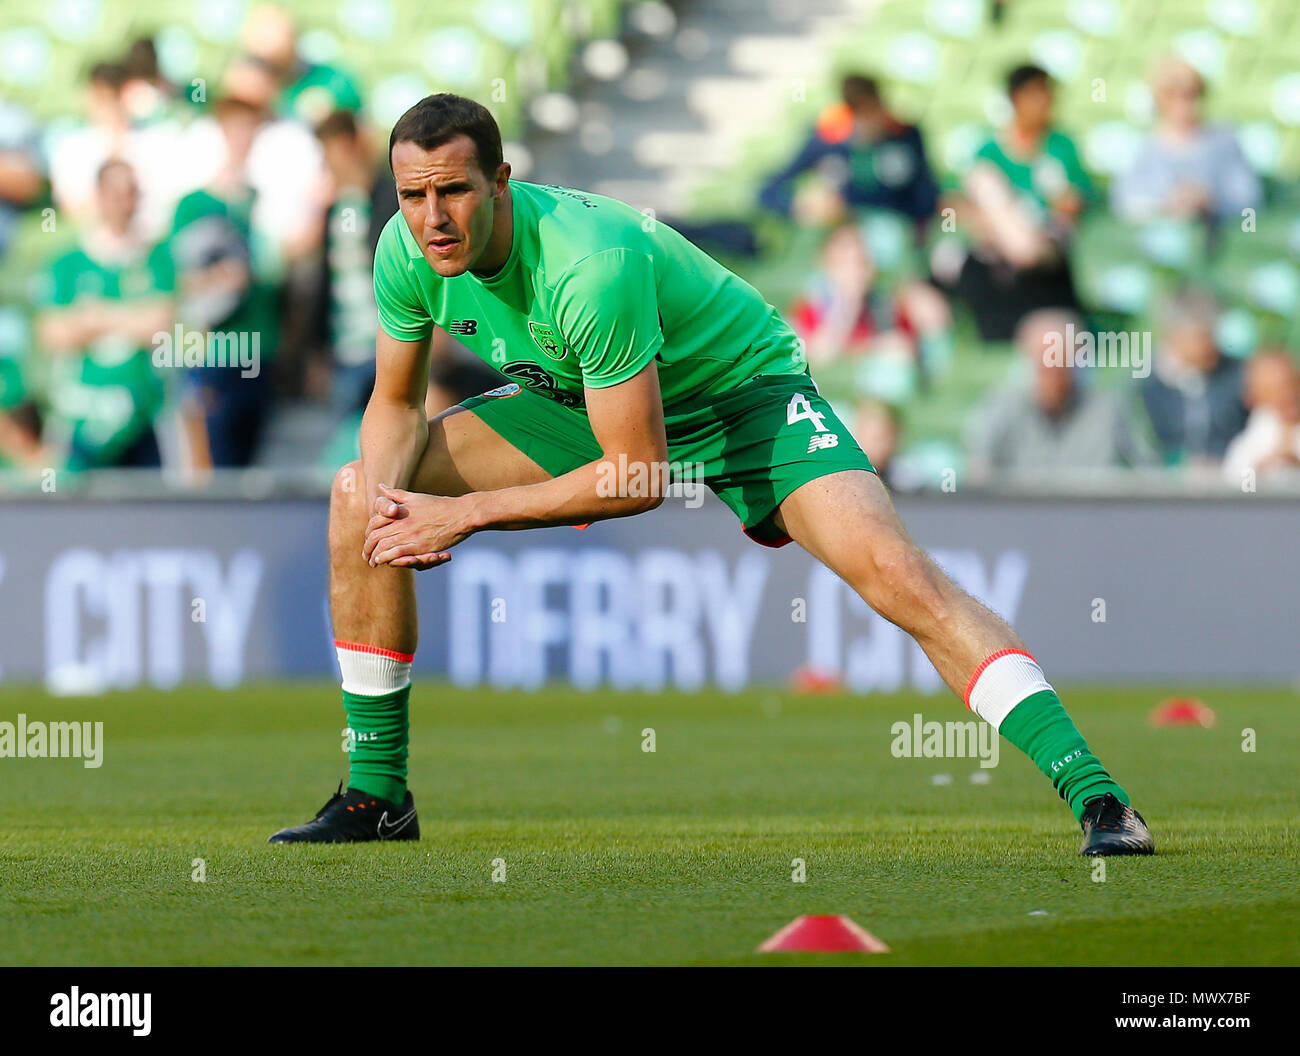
[269,406,552,843]
[772,469,1154,855]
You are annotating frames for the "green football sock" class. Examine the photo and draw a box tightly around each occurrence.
[343,686,410,804]
[999,689,1129,822]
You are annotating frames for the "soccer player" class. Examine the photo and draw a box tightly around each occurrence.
[269,94,1154,855]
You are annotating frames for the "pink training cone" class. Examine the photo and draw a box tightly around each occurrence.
[758,915,890,953]
[1150,697,1216,728]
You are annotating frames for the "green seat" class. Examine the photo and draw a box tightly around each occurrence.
[1081,120,1144,177]
[1270,72,1300,128]
[924,0,989,39]
[1073,214,1196,315]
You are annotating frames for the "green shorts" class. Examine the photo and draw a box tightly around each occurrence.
[459,372,875,547]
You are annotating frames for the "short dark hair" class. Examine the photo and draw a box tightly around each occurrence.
[388,93,502,178]
[316,109,359,142]
[841,74,881,108]
[88,61,127,90]
[123,37,159,81]
[1007,63,1050,97]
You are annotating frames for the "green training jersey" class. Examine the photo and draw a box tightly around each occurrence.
[373,180,807,410]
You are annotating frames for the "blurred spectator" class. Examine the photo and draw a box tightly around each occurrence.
[120,37,180,125]
[791,223,877,362]
[790,222,952,377]
[966,310,1154,477]
[307,110,398,418]
[46,62,129,226]
[242,4,363,127]
[943,64,1088,341]
[47,61,187,241]
[181,57,325,399]
[853,399,901,485]
[1111,57,1261,225]
[0,97,44,259]
[0,402,44,469]
[169,97,280,468]
[0,311,45,471]
[1222,351,1300,483]
[1141,289,1247,466]
[184,58,324,257]
[36,159,173,469]
[759,74,938,226]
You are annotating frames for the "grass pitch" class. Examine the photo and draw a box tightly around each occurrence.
[1,684,1296,966]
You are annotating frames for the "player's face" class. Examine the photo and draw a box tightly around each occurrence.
[392,136,509,278]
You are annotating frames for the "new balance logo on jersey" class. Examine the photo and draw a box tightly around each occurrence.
[808,433,840,453]
[448,319,478,335]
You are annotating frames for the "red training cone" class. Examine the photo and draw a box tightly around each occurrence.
[759,915,890,953]
[1150,697,1216,728]
[789,664,844,694]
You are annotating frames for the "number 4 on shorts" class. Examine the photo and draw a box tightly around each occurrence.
[786,392,828,433]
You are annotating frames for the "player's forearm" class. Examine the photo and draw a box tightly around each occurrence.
[359,399,429,500]
[463,457,664,532]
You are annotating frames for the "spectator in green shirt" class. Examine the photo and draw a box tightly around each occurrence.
[944,64,1088,342]
[242,3,363,127]
[167,97,280,468]
[0,315,44,472]
[37,158,174,470]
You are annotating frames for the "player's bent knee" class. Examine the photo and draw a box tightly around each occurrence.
[331,460,368,517]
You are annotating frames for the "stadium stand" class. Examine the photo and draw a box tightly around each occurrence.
[0,0,1296,492]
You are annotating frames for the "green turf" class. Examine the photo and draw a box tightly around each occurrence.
[1,684,1296,966]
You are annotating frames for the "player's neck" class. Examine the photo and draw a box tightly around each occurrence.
[470,187,515,278]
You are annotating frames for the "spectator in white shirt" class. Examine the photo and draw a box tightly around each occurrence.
[1223,351,1300,484]
[46,61,190,242]
[180,57,324,263]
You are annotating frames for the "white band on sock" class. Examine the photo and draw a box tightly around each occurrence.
[335,639,413,697]
[965,649,1053,730]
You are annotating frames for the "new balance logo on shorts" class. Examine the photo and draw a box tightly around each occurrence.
[448,319,478,335]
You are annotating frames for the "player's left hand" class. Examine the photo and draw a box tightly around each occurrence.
[363,483,471,570]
